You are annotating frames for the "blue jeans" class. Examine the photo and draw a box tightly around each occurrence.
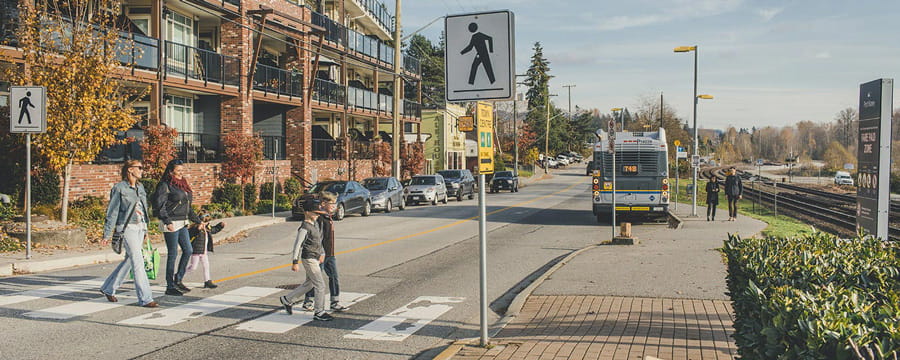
[306,256,339,303]
[101,224,154,306]
[164,226,192,290]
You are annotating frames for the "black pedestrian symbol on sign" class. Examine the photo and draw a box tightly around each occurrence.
[18,91,35,124]
[460,22,495,85]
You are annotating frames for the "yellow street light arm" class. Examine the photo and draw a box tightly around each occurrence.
[697,94,714,99]
[673,46,697,52]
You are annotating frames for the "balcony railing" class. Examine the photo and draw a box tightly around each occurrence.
[350,0,394,34]
[403,54,420,74]
[347,28,379,59]
[175,132,222,163]
[312,78,345,104]
[312,138,340,160]
[347,86,379,111]
[95,129,144,164]
[261,135,286,160]
[378,94,393,113]
[379,42,394,65]
[402,99,421,118]
[349,140,375,159]
[253,63,302,97]
[311,11,346,46]
[165,41,240,86]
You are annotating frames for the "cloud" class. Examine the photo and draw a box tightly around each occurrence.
[756,7,783,22]
[583,0,743,32]
[594,15,668,31]
[814,52,831,59]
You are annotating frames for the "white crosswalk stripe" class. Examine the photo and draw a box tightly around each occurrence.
[235,292,374,334]
[345,296,464,341]
[118,286,281,326]
[0,278,105,307]
[23,286,167,320]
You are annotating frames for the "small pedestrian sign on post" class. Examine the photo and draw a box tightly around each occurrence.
[445,10,515,102]
[10,86,46,133]
[476,102,494,174]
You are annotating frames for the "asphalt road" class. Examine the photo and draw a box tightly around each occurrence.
[0,165,644,360]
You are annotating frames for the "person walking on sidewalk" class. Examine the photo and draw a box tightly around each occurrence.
[705,176,721,221]
[724,167,743,221]
[154,159,202,296]
[100,160,158,308]
[186,210,225,289]
[302,191,349,312]
[280,195,334,321]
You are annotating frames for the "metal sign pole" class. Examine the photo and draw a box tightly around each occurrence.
[478,173,488,346]
[26,133,32,259]
[674,156,679,211]
[272,139,277,218]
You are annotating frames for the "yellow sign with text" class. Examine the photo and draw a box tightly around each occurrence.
[477,102,494,174]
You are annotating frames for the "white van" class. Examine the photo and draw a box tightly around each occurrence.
[834,171,854,186]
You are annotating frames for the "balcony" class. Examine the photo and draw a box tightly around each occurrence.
[311,11,346,46]
[378,93,393,113]
[349,0,394,34]
[378,42,394,66]
[261,135,286,160]
[253,63,302,97]
[312,138,340,160]
[165,41,240,86]
[175,132,222,163]
[403,54,420,75]
[312,78,345,104]
[349,140,375,159]
[347,86,379,111]
[115,32,159,70]
[402,99,421,119]
[347,28,379,59]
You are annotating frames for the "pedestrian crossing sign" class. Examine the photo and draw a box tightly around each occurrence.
[445,10,515,102]
[9,86,46,133]
[476,102,494,174]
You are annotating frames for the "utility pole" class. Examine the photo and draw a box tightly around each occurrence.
[563,85,575,149]
[391,0,402,179]
[545,98,550,174]
[659,92,664,131]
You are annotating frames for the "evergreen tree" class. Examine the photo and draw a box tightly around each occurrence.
[523,42,552,151]
[407,34,445,108]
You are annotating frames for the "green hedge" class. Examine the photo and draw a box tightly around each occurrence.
[724,233,900,359]
[259,181,283,201]
[212,184,242,210]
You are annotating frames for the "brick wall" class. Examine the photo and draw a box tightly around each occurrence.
[306,159,375,183]
[67,160,294,205]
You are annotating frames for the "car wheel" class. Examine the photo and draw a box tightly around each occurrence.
[399,197,406,210]
[514,184,519,192]
[362,201,371,216]
[468,190,475,200]
[442,193,448,204]
[432,197,437,205]
[335,203,345,221]
[385,199,392,213]
[457,190,464,202]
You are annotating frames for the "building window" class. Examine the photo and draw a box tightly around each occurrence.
[166,95,194,133]
[0,81,9,107]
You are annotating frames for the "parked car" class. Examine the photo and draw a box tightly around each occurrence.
[834,171,854,186]
[292,180,371,220]
[586,160,594,176]
[405,175,449,205]
[556,155,570,166]
[437,169,476,201]
[362,176,406,212]
[490,171,519,193]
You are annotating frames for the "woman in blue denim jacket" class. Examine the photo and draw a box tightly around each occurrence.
[100,160,157,308]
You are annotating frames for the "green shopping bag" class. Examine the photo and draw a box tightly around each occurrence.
[130,239,161,280]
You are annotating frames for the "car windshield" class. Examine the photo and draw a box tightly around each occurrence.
[363,178,388,190]
[495,171,513,177]
[411,177,436,185]
[310,182,346,194]
[437,170,462,179]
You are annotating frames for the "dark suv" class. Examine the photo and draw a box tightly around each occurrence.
[437,169,476,201]
[490,171,519,192]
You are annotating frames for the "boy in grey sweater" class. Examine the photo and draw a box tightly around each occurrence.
[279,196,333,321]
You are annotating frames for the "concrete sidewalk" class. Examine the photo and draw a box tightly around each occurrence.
[0,211,291,276]
[442,205,767,360]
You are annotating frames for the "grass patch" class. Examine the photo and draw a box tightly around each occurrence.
[518,169,534,178]
[669,177,813,238]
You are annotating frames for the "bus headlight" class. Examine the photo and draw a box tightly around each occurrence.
[593,191,600,196]
[662,178,669,185]
[592,178,600,184]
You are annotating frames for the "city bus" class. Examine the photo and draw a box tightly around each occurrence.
[591,129,670,222]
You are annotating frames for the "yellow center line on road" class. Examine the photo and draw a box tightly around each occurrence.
[213,181,583,284]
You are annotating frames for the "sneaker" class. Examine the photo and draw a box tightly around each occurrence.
[175,282,192,293]
[301,301,314,312]
[330,302,350,312]
[313,312,334,321]
[280,296,294,315]
[203,280,218,289]
[142,301,159,308]
[165,288,184,296]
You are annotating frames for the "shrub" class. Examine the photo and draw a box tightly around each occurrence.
[0,202,18,221]
[259,181,283,201]
[723,233,900,359]
[212,183,242,210]
[243,183,257,209]
[256,199,290,214]
[32,169,60,206]
[283,177,303,198]
[32,204,59,219]
[202,202,232,214]
[0,233,24,252]
[276,194,291,209]
[69,196,106,223]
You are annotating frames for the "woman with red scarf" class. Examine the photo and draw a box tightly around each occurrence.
[154,159,202,296]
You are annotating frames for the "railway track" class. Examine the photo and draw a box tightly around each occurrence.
[699,168,899,241]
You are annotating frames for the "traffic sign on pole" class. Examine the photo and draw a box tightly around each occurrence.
[445,10,515,102]
[477,102,494,174]
[10,86,46,133]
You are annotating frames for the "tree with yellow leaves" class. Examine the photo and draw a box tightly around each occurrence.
[2,0,147,223]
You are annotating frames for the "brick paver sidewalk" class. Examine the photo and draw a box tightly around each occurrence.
[452,295,737,360]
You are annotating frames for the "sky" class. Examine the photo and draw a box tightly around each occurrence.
[398,0,900,131]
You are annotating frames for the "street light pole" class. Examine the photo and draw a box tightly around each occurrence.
[391,0,402,179]
[563,85,575,150]
[544,94,558,174]
[691,46,698,217]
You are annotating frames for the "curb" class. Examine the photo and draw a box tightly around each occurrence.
[3,216,288,276]
[667,210,684,229]
[431,244,598,359]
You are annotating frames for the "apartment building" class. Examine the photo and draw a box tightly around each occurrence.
[0,0,422,203]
